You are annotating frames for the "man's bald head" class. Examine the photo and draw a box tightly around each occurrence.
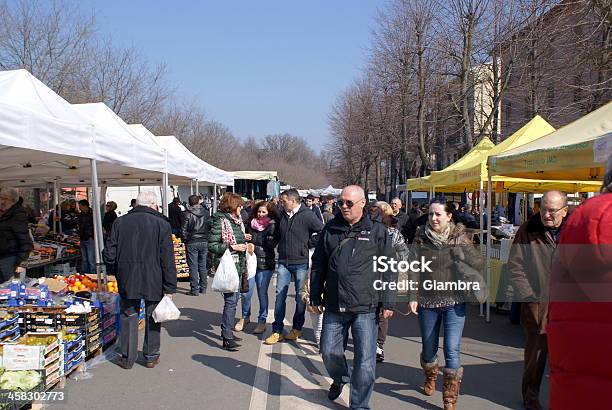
[341,185,365,201]
[339,185,366,225]
[541,191,568,228]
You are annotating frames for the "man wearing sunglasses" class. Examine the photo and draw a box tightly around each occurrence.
[507,190,569,410]
[310,185,396,409]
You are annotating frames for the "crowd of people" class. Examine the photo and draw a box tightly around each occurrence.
[0,154,610,409]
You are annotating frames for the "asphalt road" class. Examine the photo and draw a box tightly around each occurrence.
[52,278,549,410]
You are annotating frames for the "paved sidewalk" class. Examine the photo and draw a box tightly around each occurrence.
[54,280,548,409]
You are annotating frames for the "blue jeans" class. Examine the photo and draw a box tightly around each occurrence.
[255,269,273,323]
[320,311,378,410]
[273,263,308,333]
[80,239,96,274]
[221,292,239,340]
[240,276,256,319]
[418,303,466,369]
[186,241,208,292]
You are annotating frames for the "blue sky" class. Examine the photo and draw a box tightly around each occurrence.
[78,1,385,152]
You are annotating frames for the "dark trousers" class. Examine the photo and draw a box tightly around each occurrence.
[120,298,161,367]
[521,303,548,405]
[221,292,239,340]
[0,256,17,283]
[377,315,388,347]
[186,241,208,292]
[522,328,548,405]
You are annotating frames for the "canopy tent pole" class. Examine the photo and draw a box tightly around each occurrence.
[190,180,194,195]
[486,175,493,323]
[53,179,59,233]
[162,149,169,217]
[213,184,218,213]
[90,159,105,290]
[479,180,485,317]
[57,181,63,234]
[195,180,200,196]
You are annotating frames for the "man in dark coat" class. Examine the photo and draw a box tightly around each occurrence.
[390,197,410,242]
[0,189,33,282]
[508,190,569,410]
[103,191,177,369]
[168,197,184,237]
[182,195,210,295]
[310,185,396,408]
[77,200,95,274]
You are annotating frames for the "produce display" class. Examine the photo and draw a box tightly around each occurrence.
[0,369,41,391]
[59,274,99,293]
[172,235,189,278]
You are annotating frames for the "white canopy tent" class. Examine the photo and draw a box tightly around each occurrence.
[0,70,96,184]
[129,124,234,213]
[0,70,107,284]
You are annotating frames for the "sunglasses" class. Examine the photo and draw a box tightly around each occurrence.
[337,198,364,208]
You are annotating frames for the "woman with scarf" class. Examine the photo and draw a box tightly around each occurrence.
[208,193,253,351]
[236,201,279,334]
[410,198,482,410]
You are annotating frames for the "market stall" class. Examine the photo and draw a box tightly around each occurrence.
[405,115,604,321]
[231,170,279,200]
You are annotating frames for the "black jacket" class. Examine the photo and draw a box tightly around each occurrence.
[0,202,33,263]
[247,221,278,271]
[102,206,177,301]
[181,205,210,243]
[78,210,94,241]
[102,211,118,234]
[310,214,396,313]
[168,202,184,230]
[278,204,323,265]
[307,205,324,225]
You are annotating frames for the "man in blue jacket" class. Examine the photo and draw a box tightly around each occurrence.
[265,189,323,345]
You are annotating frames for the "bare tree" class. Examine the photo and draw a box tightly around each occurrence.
[0,0,95,98]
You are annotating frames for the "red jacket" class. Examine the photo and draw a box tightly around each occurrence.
[548,193,612,409]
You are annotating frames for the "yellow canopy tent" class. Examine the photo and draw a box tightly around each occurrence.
[405,138,494,194]
[413,116,601,193]
[489,101,612,181]
[405,175,432,191]
[428,137,495,186]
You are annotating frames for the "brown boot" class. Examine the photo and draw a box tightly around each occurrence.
[420,357,439,396]
[443,367,463,410]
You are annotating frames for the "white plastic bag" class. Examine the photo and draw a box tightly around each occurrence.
[211,249,240,293]
[308,248,315,269]
[152,295,181,323]
[246,251,257,280]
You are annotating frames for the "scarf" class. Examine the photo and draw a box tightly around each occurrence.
[425,222,454,249]
[250,216,271,232]
[221,213,244,245]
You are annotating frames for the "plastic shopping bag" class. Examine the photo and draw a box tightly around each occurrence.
[308,248,315,270]
[152,295,181,323]
[246,251,257,280]
[211,249,240,293]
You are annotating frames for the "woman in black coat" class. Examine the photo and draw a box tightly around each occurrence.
[239,200,279,335]
[103,201,118,235]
